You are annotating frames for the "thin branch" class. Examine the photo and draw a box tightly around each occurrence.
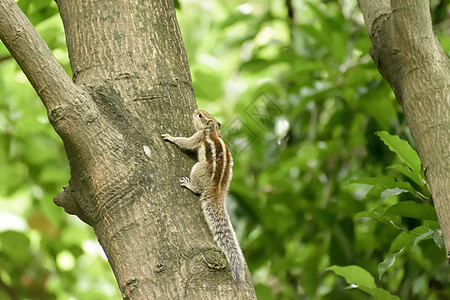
[0,0,78,111]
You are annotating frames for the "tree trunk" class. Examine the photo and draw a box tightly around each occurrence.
[358,0,450,255]
[0,0,256,298]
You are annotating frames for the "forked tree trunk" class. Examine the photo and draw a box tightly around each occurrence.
[0,0,257,298]
[359,0,450,254]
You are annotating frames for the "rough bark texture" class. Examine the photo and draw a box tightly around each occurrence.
[0,0,257,298]
[358,0,450,255]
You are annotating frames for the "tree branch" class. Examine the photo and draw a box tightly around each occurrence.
[1,0,257,296]
[359,0,450,256]
[0,0,102,222]
[390,0,449,70]
[358,0,390,33]
[0,0,79,112]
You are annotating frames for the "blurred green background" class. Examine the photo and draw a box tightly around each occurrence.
[1,0,449,299]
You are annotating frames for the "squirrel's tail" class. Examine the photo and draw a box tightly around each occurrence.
[201,195,246,285]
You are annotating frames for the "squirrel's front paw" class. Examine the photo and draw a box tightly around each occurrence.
[161,134,173,141]
[179,177,190,187]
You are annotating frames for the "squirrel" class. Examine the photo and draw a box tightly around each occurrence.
[161,109,246,285]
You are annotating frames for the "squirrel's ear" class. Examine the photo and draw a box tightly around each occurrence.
[217,121,222,129]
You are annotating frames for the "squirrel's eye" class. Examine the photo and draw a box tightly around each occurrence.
[199,113,203,118]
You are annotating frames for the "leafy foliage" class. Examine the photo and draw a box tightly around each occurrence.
[179,0,450,299]
[1,0,449,299]
[327,265,400,300]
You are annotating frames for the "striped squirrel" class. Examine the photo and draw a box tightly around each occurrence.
[161,109,246,285]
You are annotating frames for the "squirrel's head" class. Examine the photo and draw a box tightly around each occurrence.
[192,109,222,131]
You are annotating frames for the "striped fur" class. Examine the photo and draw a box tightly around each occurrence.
[162,110,246,285]
[201,120,245,284]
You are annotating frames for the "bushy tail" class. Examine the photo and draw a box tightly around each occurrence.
[201,195,246,285]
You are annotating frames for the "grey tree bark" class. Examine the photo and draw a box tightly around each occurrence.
[0,0,257,298]
[358,0,450,255]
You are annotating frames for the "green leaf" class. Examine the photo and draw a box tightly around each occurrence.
[389,231,415,253]
[378,248,404,280]
[432,230,445,249]
[355,206,404,230]
[357,286,401,300]
[327,265,376,289]
[389,226,429,253]
[413,228,434,247]
[349,176,414,193]
[384,201,438,221]
[387,164,425,188]
[376,131,421,173]
[329,265,401,300]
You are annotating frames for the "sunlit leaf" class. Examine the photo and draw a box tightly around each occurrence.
[378,248,404,279]
[387,164,425,188]
[328,265,400,300]
[413,228,434,247]
[349,176,414,192]
[376,131,422,173]
[355,206,404,230]
[384,201,438,221]
[357,286,401,300]
[327,265,376,289]
[432,230,445,249]
[389,226,429,253]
